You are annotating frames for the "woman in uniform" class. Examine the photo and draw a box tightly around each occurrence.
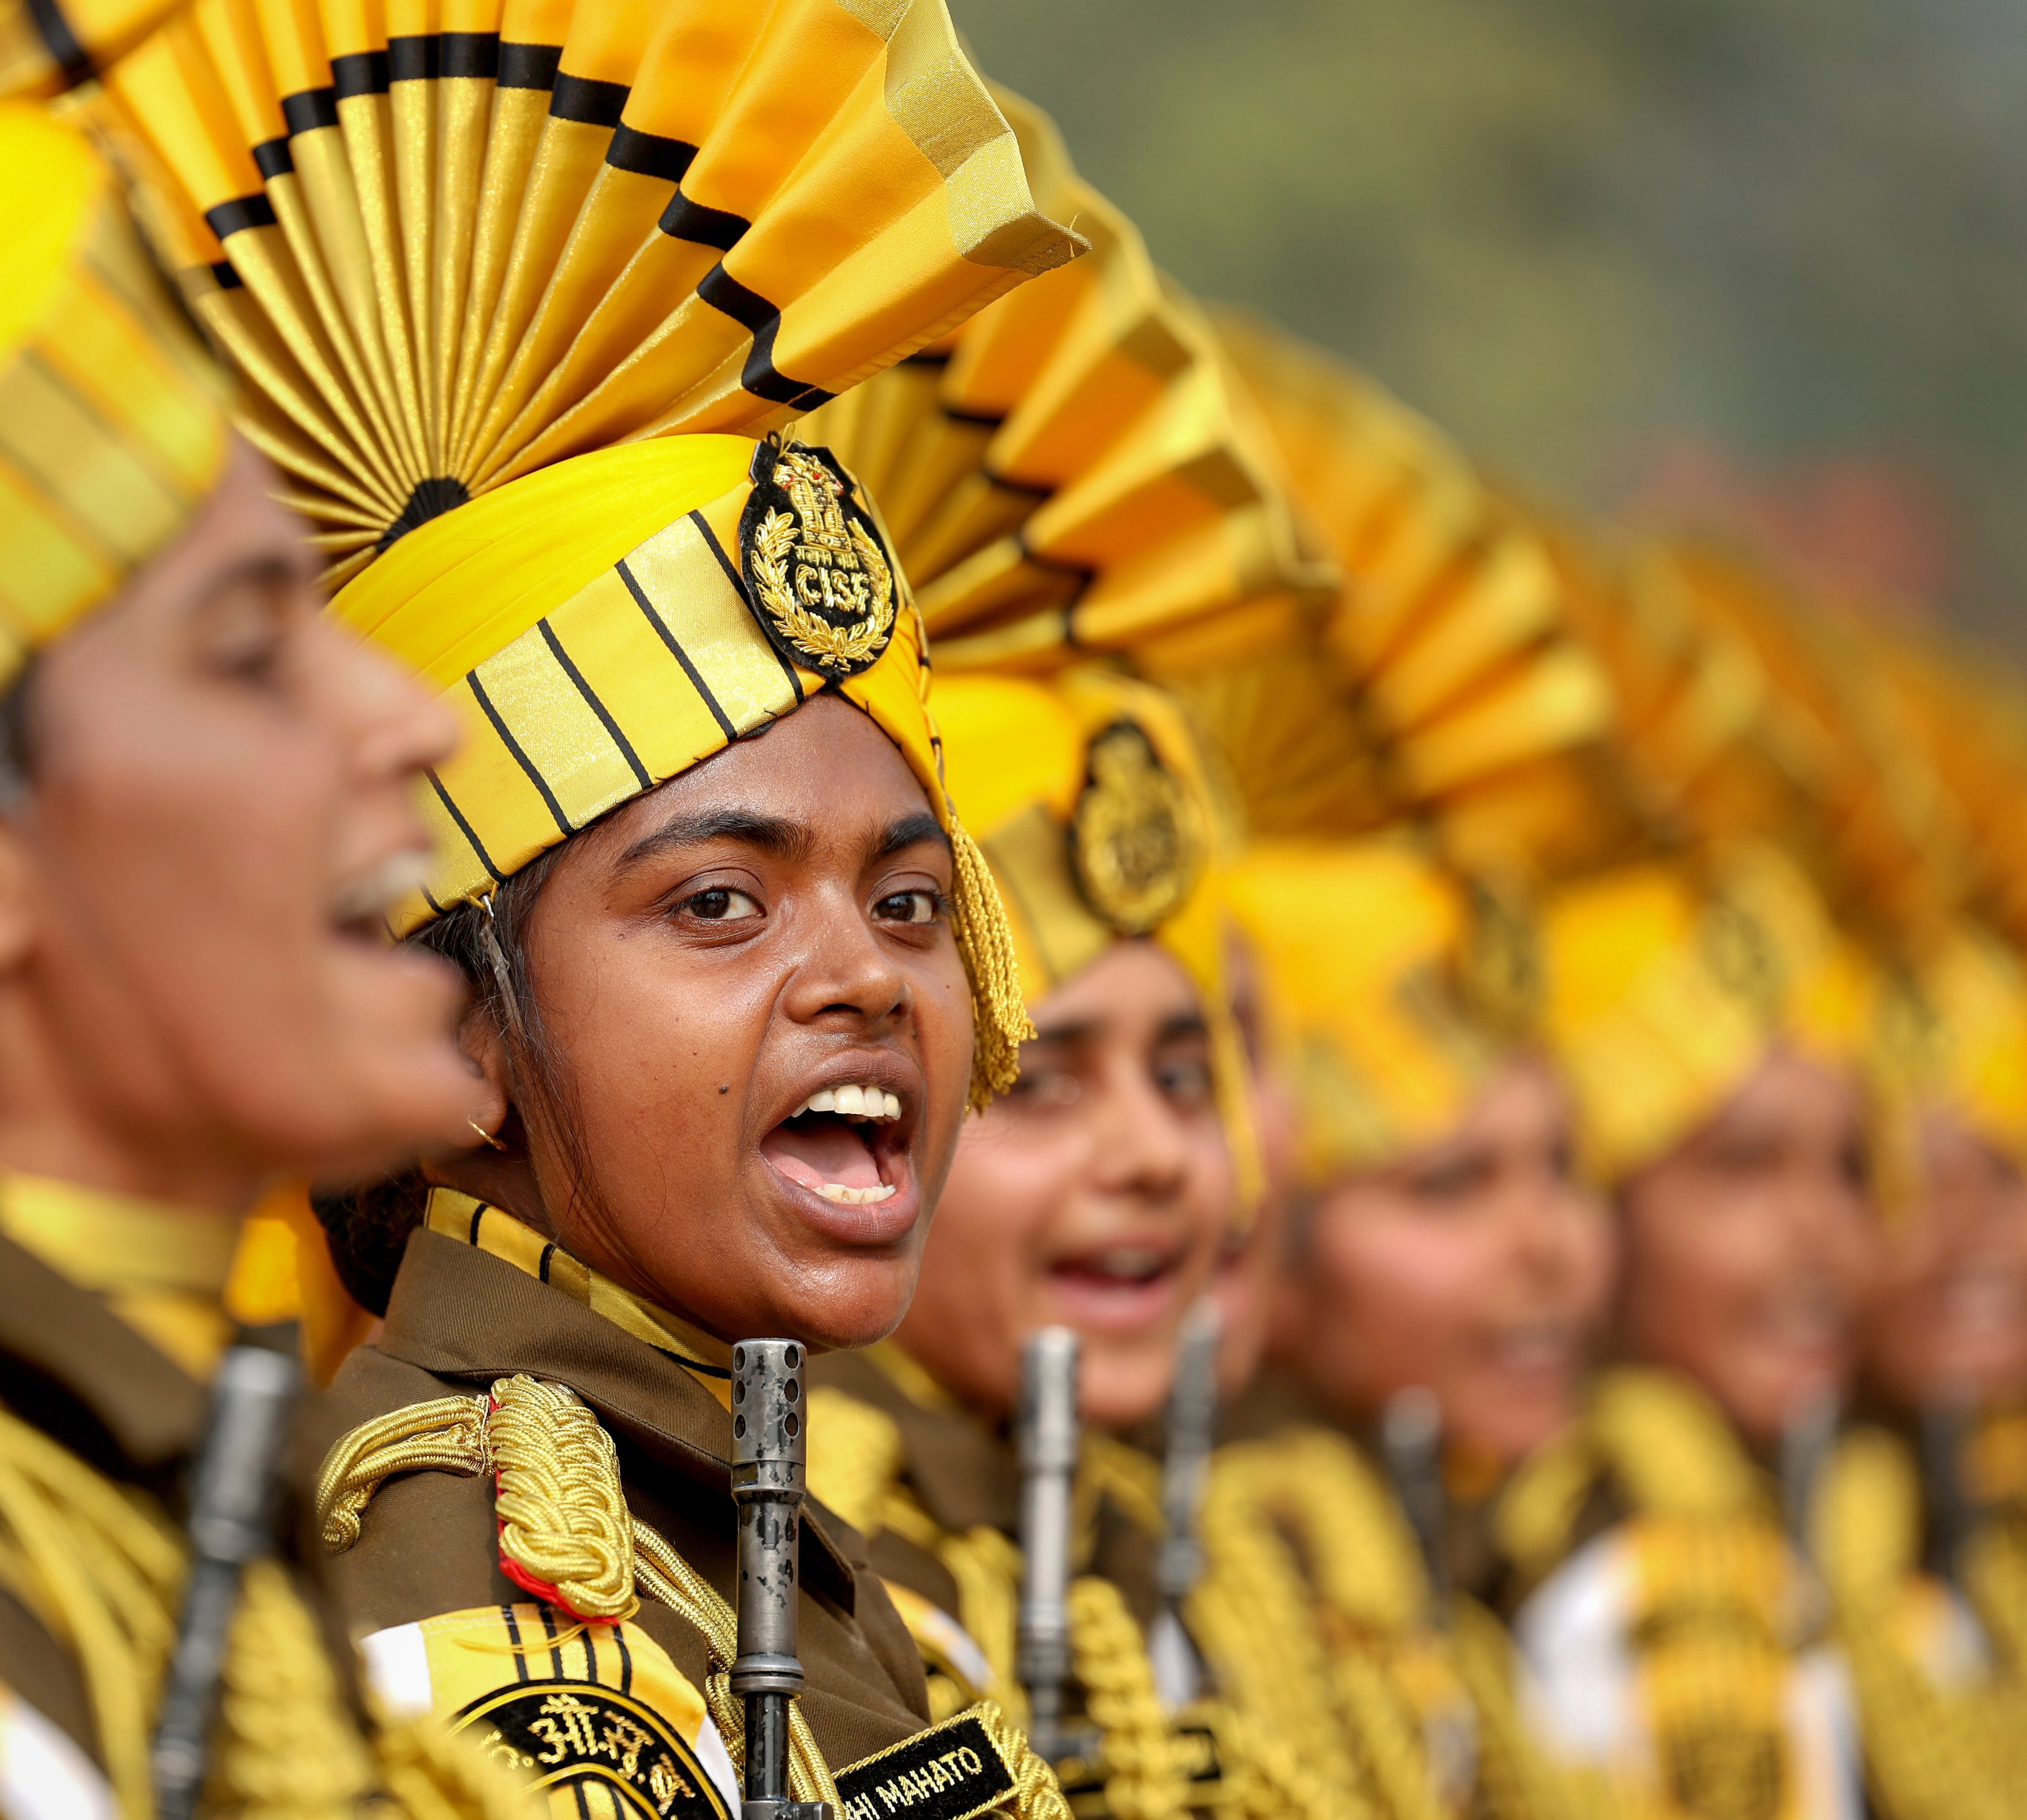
[101,2,1085,1813]
[0,85,514,1817]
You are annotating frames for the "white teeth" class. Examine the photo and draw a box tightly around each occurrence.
[791,1083,901,1122]
[1086,1249,1165,1280]
[330,849,434,925]
[818,1183,898,1204]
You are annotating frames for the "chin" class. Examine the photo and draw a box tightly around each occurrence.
[774,1263,918,1352]
[1080,1356,1171,1431]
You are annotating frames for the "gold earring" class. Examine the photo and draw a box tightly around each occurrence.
[467,1117,507,1152]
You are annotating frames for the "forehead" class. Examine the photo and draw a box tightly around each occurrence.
[588,692,934,857]
[1027,938,1203,1038]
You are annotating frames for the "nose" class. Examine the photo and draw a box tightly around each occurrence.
[1087,1050,1196,1207]
[779,885,913,1035]
[319,616,460,784]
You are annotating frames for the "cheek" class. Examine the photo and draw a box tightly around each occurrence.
[911,949,976,1185]
[1624,1177,1771,1324]
[934,1117,1071,1272]
[1313,1212,1480,1362]
[39,732,337,1047]
[538,938,761,1177]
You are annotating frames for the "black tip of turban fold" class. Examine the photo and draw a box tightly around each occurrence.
[377,476,473,553]
[27,0,94,88]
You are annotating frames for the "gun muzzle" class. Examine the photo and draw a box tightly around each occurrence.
[1016,1326,1079,1764]
[1157,1299,1221,1609]
[1380,1386,1448,1621]
[152,1334,301,1820]
[731,1339,831,1820]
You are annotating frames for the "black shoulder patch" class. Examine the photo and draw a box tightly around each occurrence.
[455,1679,731,1818]
[836,1711,1019,1820]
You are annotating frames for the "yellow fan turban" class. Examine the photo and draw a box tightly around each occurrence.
[0,99,227,684]
[94,0,1089,1107]
[1540,844,1874,1182]
[1226,838,1501,1183]
[800,90,1331,676]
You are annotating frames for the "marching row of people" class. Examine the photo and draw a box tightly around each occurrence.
[0,3,2017,1818]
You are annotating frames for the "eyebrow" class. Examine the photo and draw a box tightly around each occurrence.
[876,812,951,860]
[617,808,813,873]
[191,552,301,614]
[1155,1013,1210,1044]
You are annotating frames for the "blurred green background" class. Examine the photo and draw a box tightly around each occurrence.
[947,0,2027,649]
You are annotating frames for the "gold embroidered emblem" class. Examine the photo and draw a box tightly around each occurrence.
[1069,722,1199,936]
[456,1680,729,1819]
[741,441,898,681]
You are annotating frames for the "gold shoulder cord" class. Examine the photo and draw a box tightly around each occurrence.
[320,1378,1069,1820]
[1193,1428,1611,1820]
[1498,1372,1798,1820]
[812,1393,1360,1820]
[1815,1428,2020,1820]
[0,1400,523,1820]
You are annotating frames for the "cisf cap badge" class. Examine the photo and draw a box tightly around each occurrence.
[740,440,899,682]
[1070,721,1201,937]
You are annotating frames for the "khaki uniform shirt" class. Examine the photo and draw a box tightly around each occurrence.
[318,1223,942,1815]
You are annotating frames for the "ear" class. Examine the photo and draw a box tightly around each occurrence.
[0,819,43,976]
[456,1001,512,1151]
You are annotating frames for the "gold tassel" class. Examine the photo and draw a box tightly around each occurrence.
[1066,1576,1192,1820]
[316,1393,491,1551]
[488,1377,640,1623]
[950,818,1037,1109]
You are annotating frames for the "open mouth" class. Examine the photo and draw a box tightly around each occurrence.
[328,849,434,943]
[1043,1242,1185,1332]
[760,1082,905,1205]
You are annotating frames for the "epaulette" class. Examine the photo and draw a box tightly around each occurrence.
[318,1378,1076,1820]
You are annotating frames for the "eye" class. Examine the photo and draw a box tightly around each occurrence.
[873,889,941,925]
[1405,1150,1494,1202]
[679,887,762,922]
[1005,1065,1083,1114]
[1153,1053,1214,1109]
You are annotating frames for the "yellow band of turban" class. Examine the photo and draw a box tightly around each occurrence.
[334,434,1030,1108]
[0,100,227,684]
[1541,845,1873,1181]
[1227,837,1498,1183]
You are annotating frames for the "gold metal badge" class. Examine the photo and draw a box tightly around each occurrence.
[1069,721,1199,936]
[740,440,898,681]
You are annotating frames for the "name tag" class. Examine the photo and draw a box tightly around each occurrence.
[837,1711,1020,1820]
[456,1679,730,1819]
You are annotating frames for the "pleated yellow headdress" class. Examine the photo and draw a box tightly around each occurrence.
[1226,837,1506,1183]
[92,0,1090,1105]
[1539,843,1875,1182]
[1212,310,1630,880]
[798,90,1332,675]
[0,98,228,682]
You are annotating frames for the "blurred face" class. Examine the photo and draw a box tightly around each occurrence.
[448,694,974,1351]
[896,939,1233,1427]
[1617,1046,1878,1445]
[1213,933,1302,1395]
[0,437,477,1207]
[1862,1109,2027,1410]
[1277,1058,1611,1464]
